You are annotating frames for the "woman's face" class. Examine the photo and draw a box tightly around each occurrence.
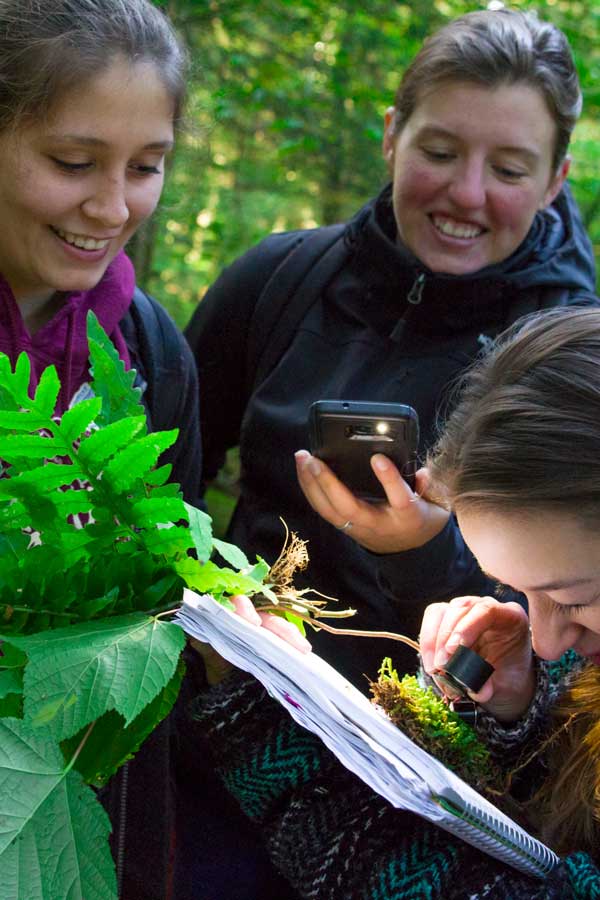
[383,81,568,276]
[457,509,600,664]
[0,56,175,304]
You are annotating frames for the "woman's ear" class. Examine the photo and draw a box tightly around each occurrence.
[382,106,396,173]
[542,157,570,208]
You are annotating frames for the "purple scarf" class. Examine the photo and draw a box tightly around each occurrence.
[0,251,135,414]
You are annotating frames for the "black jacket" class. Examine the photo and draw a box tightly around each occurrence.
[186,183,598,688]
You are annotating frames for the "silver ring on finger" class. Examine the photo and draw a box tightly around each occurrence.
[336,520,353,532]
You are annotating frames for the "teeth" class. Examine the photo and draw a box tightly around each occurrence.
[433,217,482,239]
[54,228,109,251]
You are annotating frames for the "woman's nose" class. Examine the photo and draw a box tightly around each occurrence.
[529,603,579,661]
[81,177,129,229]
[447,161,486,210]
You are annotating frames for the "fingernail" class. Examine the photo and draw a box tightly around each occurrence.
[308,458,322,476]
[446,632,461,652]
[372,454,389,471]
[297,637,312,654]
[294,449,310,465]
[434,649,449,669]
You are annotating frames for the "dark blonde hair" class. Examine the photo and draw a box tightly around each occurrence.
[0,0,188,132]
[429,305,600,856]
[391,9,581,172]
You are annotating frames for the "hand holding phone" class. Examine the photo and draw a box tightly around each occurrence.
[297,399,448,554]
[308,400,419,501]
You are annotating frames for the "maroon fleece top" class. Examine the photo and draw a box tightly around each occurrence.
[0,250,134,414]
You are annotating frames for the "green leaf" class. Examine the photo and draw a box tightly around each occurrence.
[140,524,193,556]
[0,717,117,900]
[185,503,213,563]
[87,311,144,425]
[245,556,270,583]
[32,364,61,415]
[175,558,267,598]
[103,430,179,493]
[0,668,23,698]
[8,614,186,738]
[76,414,147,472]
[59,397,102,445]
[63,656,185,785]
[0,433,65,460]
[213,538,250,570]
[130,495,188,529]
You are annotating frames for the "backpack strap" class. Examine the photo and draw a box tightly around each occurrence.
[123,285,183,432]
[247,223,349,392]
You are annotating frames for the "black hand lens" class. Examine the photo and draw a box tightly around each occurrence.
[434,644,494,698]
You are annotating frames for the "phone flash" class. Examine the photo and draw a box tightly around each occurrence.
[375,421,389,435]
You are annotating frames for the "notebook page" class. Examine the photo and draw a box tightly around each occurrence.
[175,591,558,877]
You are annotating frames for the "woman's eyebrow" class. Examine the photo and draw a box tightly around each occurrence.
[48,134,174,151]
[483,570,597,592]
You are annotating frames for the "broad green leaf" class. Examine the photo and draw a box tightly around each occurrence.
[185,502,213,563]
[62,656,185,785]
[0,668,23,698]
[9,613,186,739]
[213,538,250,571]
[0,717,117,900]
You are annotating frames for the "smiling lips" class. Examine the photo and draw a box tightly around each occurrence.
[431,214,485,240]
[51,226,111,251]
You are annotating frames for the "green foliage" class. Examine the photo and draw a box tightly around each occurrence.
[142,0,600,328]
[0,314,274,899]
[0,717,117,900]
[371,658,500,794]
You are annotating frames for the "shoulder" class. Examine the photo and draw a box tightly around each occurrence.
[127,286,193,375]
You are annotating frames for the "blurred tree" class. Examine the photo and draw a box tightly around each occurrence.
[140,0,599,330]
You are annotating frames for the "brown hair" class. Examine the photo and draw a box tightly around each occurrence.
[391,9,581,172]
[429,306,600,855]
[0,0,188,131]
[429,307,600,524]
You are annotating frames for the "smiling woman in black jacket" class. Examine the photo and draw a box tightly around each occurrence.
[186,9,597,692]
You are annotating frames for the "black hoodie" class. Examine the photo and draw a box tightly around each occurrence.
[186,182,598,688]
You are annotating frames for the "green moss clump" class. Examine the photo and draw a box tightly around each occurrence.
[370,658,501,796]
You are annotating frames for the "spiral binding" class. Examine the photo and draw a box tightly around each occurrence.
[434,789,559,879]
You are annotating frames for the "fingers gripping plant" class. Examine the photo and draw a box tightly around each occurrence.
[0,314,290,900]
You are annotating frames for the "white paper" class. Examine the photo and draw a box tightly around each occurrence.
[175,590,558,877]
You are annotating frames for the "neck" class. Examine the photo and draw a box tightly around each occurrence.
[14,290,65,335]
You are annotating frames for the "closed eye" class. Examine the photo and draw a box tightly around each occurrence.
[494,165,527,180]
[51,157,91,172]
[422,147,454,162]
[130,164,162,176]
[550,601,589,615]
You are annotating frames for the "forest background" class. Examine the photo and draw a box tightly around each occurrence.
[140,0,600,532]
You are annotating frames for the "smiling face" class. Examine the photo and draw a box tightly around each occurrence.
[0,55,175,308]
[457,508,600,664]
[383,80,568,275]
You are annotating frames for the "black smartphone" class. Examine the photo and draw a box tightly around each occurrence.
[308,400,419,501]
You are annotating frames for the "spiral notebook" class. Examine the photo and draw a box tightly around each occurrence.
[175,591,559,880]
